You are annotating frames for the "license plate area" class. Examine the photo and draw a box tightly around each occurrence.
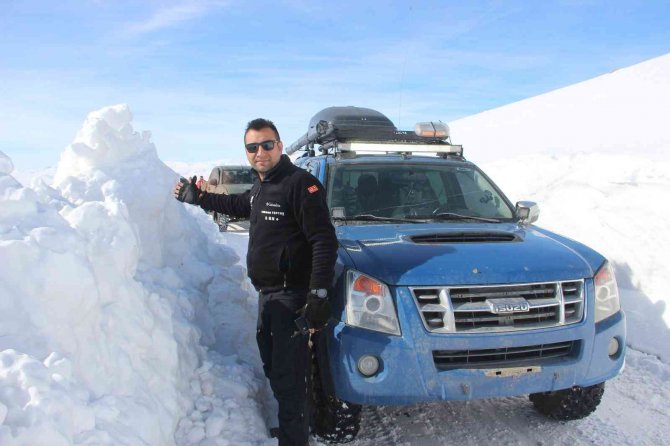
[484,366,542,377]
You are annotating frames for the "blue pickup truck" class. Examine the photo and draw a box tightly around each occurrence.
[288,107,626,443]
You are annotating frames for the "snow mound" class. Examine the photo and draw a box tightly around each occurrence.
[0,105,267,445]
[55,104,153,177]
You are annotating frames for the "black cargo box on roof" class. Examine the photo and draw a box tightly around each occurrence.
[287,106,397,154]
[286,106,450,155]
[309,106,396,135]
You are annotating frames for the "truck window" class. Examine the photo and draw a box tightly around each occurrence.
[225,169,252,184]
[327,164,513,220]
[453,169,509,218]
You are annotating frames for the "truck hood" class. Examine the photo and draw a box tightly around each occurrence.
[336,223,604,286]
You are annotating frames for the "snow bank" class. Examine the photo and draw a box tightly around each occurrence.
[0,106,269,445]
[451,53,670,163]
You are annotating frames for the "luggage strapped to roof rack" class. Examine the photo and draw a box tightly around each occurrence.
[286,106,463,158]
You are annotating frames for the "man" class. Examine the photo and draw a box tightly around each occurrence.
[173,118,337,446]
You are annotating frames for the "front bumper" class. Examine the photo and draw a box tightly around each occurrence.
[328,285,626,405]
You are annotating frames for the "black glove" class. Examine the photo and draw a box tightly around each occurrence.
[175,176,201,205]
[302,292,331,331]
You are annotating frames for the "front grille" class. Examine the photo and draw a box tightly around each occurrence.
[411,280,585,333]
[433,340,579,370]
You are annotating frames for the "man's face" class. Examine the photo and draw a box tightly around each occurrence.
[244,127,283,175]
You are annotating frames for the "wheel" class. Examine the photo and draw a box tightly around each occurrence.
[310,348,361,443]
[529,382,605,420]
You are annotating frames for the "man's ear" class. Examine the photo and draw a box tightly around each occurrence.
[278,141,284,153]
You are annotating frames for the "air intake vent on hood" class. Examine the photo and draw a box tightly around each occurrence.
[410,232,519,244]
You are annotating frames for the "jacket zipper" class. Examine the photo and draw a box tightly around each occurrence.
[248,184,262,252]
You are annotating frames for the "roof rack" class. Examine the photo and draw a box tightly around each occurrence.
[286,106,463,158]
[338,142,463,155]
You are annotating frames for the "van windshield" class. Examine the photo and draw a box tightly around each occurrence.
[223,169,253,184]
[327,163,514,221]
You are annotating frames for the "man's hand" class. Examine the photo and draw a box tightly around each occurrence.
[302,292,331,331]
[173,176,201,205]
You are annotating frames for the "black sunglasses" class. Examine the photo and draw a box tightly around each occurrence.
[245,139,279,153]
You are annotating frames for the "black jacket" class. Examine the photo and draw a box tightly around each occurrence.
[199,155,338,291]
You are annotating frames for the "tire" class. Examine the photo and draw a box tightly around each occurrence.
[310,350,362,444]
[529,382,605,420]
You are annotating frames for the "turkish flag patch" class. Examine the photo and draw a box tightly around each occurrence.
[307,185,319,194]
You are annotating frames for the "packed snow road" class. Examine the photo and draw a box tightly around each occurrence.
[218,233,669,446]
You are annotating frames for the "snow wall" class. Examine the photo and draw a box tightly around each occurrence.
[451,53,670,163]
[0,105,268,445]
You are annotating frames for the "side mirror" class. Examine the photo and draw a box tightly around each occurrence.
[515,201,540,225]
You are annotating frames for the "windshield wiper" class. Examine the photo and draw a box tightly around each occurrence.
[408,212,500,223]
[332,214,424,224]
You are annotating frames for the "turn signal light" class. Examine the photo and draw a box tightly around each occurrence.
[594,262,614,285]
[353,275,383,295]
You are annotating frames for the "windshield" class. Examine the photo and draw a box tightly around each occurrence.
[327,162,514,221]
[223,169,253,185]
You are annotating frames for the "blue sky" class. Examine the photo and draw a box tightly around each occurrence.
[1,0,669,170]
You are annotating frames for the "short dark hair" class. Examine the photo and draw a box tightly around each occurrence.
[245,118,280,141]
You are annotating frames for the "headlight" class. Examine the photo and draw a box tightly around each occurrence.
[594,261,621,322]
[346,270,401,335]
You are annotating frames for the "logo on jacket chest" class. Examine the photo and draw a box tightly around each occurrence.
[261,201,285,222]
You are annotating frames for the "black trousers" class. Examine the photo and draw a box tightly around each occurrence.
[257,289,309,446]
